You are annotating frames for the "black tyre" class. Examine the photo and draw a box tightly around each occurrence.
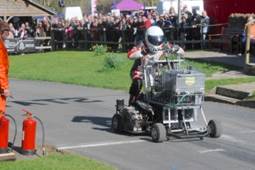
[151,123,167,142]
[111,114,123,133]
[208,119,222,138]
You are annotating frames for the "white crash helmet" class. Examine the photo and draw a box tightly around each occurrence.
[145,26,164,53]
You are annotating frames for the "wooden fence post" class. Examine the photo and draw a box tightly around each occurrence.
[245,24,251,65]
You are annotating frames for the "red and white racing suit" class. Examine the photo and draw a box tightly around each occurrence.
[127,42,184,106]
[127,44,163,106]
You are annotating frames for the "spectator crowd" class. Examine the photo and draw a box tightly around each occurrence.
[7,18,51,39]
[5,5,210,51]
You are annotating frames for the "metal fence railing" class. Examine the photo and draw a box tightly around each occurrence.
[6,23,236,54]
[50,23,229,52]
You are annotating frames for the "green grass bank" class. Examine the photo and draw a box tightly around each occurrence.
[0,152,114,170]
[10,51,255,92]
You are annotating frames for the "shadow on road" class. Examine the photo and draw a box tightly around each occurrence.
[11,97,103,106]
[72,116,112,128]
[71,116,143,136]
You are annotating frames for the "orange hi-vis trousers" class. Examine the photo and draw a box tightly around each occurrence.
[0,39,9,113]
[0,95,6,113]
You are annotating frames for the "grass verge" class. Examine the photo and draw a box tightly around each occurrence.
[185,59,237,77]
[245,91,255,100]
[205,77,255,92]
[0,152,114,170]
[10,51,132,90]
[10,51,255,92]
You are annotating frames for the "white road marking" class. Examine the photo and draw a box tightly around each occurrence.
[221,134,246,144]
[57,133,253,151]
[239,130,255,134]
[57,140,145,150]
[199,148,225,154]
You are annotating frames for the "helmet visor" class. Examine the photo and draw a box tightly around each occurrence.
[148,35,164,46]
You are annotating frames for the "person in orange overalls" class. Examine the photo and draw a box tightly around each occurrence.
[0,21,10,113]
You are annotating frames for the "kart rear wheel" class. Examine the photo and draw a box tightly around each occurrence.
[151,123,166,142]
[112,114,123,133]
[208,120,222,138]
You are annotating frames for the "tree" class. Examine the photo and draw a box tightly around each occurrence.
[96,0,113,14]
[137,0,159,6]
[36,0,91,14]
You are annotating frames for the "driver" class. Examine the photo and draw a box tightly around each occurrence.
[127,26,184,106]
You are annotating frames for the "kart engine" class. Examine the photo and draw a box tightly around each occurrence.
[144,61,205,105]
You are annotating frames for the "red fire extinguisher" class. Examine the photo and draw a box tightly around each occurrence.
[21,110,36,155]
[21,109,45,155]
[0,113,9,153]
[0,112,17,154]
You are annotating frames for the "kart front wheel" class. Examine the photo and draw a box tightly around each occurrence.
[111,114,123,133]
[151,123,166,142]
[208,119,222,138]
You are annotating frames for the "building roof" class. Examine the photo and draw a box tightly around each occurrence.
[0,0,56,18]
[26,0,57,16]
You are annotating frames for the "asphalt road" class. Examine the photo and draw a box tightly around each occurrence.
[7,79,255,170]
